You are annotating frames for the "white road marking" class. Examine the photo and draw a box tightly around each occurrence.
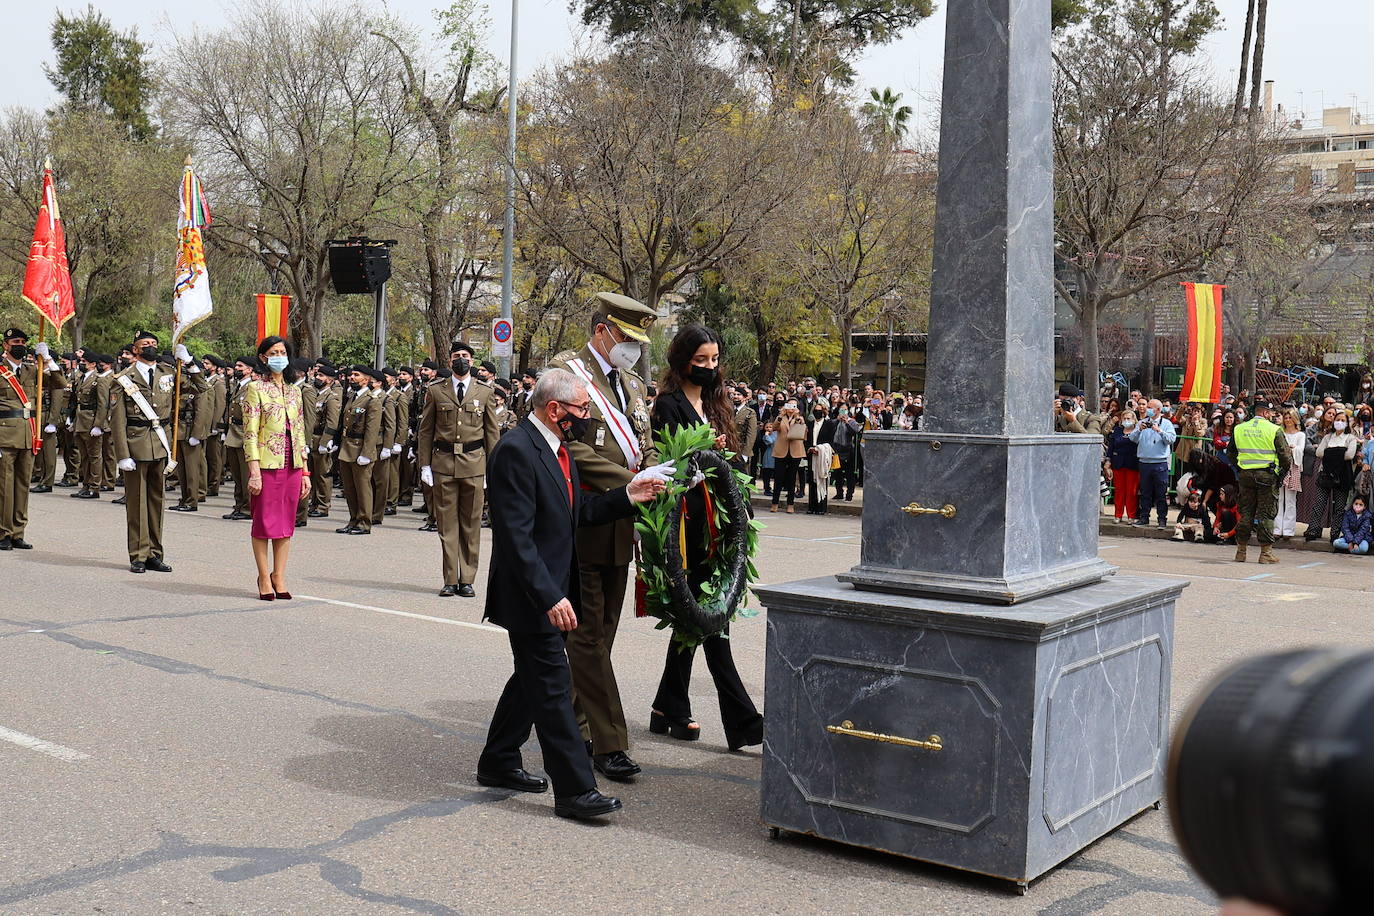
[1245,573,1276,581]
[0,725,90,761]
[296,595,504,633]
[1297,562,1325,569]
[762,534,861,543]
[1098,545,1118,550]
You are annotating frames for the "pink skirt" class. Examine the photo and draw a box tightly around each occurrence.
[251,466,303,539]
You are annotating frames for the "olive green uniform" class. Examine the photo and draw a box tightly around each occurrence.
[368,385,396,526]
[73,369,112,491]
[33,378,67,487]
[224,379,251,516]
[416,374,499,586]
[108,362,182,563]
[550,344,656,755]
[1227,418,1291,549]
[202,372,227,499]
[0,356,67,542]
[294,379,316,526]
[308,383,343,514]
[175,370,214,509]
[338,386,383,531]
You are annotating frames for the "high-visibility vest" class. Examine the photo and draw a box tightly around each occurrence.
[1233,417,1282,470]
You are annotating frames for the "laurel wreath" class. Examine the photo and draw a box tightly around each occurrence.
[635,423,761,650]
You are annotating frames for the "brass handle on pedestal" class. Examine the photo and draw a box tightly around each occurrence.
[902,501,956,519]
[826,720,944,752]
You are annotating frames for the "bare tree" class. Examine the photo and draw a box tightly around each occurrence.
[161,1,422,356]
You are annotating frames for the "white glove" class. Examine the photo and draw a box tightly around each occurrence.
[380,447,392,460]
[35,342,50,359]
[90,426,103,437]
[188,437,200,447]
[44,424,56,434]
[688,469,706,488]
[328,441,338,453]
[174,343,193,365]
[45,359,59,372]
[407,446,415,460]
[219,432,226,442]
[356,455,371,466]
[117,458,136,472]
[419,466,434,487]
[392,442,402,453]
[633,461,677,485]
[317,444,329,454]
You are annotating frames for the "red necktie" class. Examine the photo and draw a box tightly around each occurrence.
[557,444,573,507]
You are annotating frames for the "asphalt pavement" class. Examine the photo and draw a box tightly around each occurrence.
[3,486,1371,915]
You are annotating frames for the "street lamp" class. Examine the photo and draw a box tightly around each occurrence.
[499,0,519,379]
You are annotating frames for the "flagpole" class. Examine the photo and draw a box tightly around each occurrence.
[33,320,45,454]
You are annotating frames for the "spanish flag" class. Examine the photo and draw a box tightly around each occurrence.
[256,293,290,342]
[1180,282,1224,403]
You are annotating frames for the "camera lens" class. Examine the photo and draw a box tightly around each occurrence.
[1167,648,1374,916]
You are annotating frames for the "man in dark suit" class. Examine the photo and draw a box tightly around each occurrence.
[478,368,672,820]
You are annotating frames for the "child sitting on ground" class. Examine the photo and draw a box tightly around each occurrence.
[1173,491,1213,542]
[1334,496,1372,556]
[1213,485,1240,544]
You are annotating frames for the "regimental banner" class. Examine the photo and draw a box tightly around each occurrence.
[21,159,76,331]
[171,162,213,343]
[1180,282,1224,403]
[256,294,290,342]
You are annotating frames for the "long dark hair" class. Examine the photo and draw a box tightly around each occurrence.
[256,335,299,383]
[659,324,737,453]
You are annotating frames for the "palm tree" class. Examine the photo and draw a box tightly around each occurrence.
[862,87,913,142]
[1232,0,1255,123]
[1247,0,1269,123]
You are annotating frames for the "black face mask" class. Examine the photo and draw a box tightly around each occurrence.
[451,358,470,377]
[233,370,247,381]
[313,378,327,389]
[559,408,591,443]
[9,345,27,360]
[139,345,158,361]
[688,365,718,388]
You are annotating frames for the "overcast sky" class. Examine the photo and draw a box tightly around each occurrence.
[5,0,1370,127]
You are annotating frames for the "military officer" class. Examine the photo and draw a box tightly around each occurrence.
[0,328,68,549]
[55,352,82,488]
[512,369,537,419]
[337,366,383,534]
[108,331,200,572]
[308,360,343,517]
[221,357,255,520]
[417,342,499,596]
[395,366,419,507]
[30,355,68,493]
[732,385,758,467]
[550,293,659,780]
[171,350,212,512]
[410,361,438,525]
[68,351,109,499]
[201,355,228,500]
[367,368,396,527]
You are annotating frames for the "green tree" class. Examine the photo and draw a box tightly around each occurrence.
[45,5,156,140]
[861,87,912,141]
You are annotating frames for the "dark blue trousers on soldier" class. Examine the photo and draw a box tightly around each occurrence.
[1136,460,1169,525]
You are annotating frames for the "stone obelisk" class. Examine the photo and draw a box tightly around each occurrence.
[757,0,1184,888]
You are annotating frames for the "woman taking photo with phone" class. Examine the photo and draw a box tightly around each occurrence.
[242,336,311,599]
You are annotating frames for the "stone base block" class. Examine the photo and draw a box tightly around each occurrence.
[757,574,1183,886]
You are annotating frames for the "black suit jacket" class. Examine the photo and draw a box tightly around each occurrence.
[483,417,633,634]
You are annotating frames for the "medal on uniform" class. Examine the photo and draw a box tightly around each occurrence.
[596,427,606,446]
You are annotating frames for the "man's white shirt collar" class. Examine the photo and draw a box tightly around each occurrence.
[534,416,563,456]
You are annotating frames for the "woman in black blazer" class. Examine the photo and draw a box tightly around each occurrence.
[648,325,763,751]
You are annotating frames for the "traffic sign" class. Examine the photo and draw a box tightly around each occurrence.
[491,317,513,358]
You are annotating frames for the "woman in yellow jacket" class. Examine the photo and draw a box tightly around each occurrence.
[243,336,310,599]
[770,399,806,513]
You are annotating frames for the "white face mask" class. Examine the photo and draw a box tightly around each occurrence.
[1122,420,1136,429]
[1334,421,1347,432]
[608,340,642,370]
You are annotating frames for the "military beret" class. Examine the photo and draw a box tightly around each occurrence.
[450,341,476,358]
[520,368,537,380]
[397,365,413,375]
[421,359,439,370]
[436,368,453,379]
[290,357,312,372]
[61,351,76,361]
[480,360,497,374]
[132,329,159,346]
[1058,382,1083,397]
[96,354,115,364]
[314,360,335,374]
[2,327,29,341]
[382,366,398,378]
[156,353,176,366]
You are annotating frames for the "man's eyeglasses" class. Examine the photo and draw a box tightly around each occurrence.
[558,400,591,417]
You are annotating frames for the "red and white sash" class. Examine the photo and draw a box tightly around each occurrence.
[0,363,38,451]
[566,357,641,471]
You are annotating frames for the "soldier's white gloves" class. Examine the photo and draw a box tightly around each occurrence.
[632,461,677,486]
[188,437,200,447]
[380,447,392,460]
[44,424,56,434]
[117,458,136,472]
[328,441,338,453]
[688,469,706,488]
[392,442,402,453]
[90,426,103,437]
[317,444,329,454]
[174,344,193,365]
[419,466,434,487]
[35,342,50,359]
[356,455,370,466]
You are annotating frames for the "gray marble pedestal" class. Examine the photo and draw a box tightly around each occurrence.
[757,574,1184,887]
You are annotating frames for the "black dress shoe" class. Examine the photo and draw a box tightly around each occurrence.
[223,510,250,520]
[100,485,114,492]
[476,768,549,793]
[418,521,438,532]
[72,489,98,499]
[335,526,357,534]
[111,496,126,505]
[295,520,306,528]
[592,751,642,781]
[307,510,328,518]
[0,537,10,550]
[55,480,78,488]
[30,485,51,493]
[129,560,145,573]
[457,583,476,598]
[554,789,622,819]
[347,528,370,535]
[438,584,458,597]
[411,504,429,513]
[171,505,197,512]
[144,557,173,572]
[384,507,396,516]
[9,538,32,550]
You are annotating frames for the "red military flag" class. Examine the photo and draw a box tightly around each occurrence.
[20,159,76,331]
[1180,281,1225,403]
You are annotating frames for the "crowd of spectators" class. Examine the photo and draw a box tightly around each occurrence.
[1060,374,1374,554]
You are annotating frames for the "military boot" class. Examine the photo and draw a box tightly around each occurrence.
[1258,545,1279,564]
[1234,543,1248,563]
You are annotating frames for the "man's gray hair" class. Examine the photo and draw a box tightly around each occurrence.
[530,367,588,412]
